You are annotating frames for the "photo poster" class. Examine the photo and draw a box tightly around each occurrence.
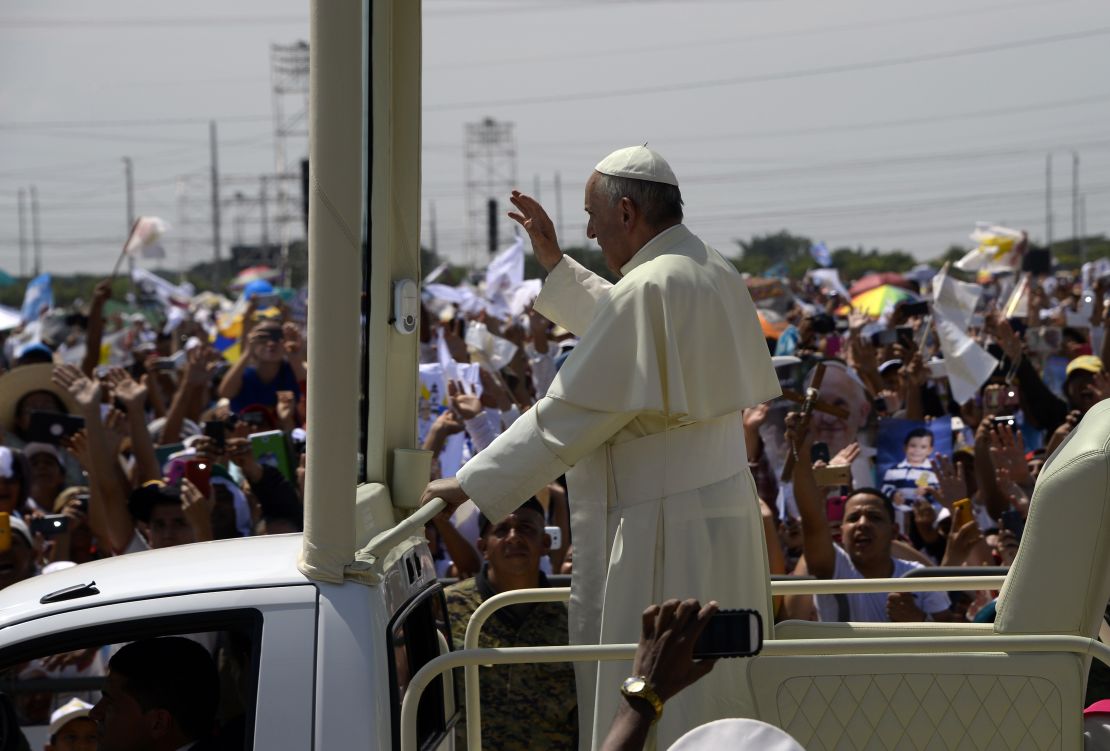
[875,417,953,510]
[417,361,483,478]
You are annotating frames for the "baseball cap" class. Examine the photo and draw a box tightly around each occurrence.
[48,697,93,736]
[14,341,54,364]
[1066,355,1103,379]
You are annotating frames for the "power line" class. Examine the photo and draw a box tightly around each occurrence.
[0,15,307,29]
[0,114,271,131]
[428,24,1110,111]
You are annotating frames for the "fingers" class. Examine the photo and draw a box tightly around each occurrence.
[641,604,660,641]
[655,598,681,634]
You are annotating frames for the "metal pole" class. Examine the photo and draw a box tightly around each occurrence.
[30,185,41,275]
[123,157,135,279]
[210,120,222,286]
[17,188,27,278]
[260,175,270,250]
[1045,153,1053,249]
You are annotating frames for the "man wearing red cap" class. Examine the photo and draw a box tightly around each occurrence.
[423,146,780,749]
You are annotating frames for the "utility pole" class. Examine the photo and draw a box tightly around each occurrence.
[30,186,41,275]
[17,188,27,278]
[123,157,135,278]
[1072,150,1081,264]
[429,200,438,257]
[260,175,270,251]
[209,120,222,286]
[554,171,563,245]
[1045,153,1053,249]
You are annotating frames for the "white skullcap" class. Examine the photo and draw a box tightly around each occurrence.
[667,719,805,750]
[594,145,678,187]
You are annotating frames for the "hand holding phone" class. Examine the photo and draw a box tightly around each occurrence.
[30,515,69,539]
[951,498,974,529]
[184,459,212,497]
[692,608,763,659]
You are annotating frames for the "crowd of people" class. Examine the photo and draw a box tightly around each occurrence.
[3,238,1110,745]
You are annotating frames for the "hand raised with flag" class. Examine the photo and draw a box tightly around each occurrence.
[508,190,563,272]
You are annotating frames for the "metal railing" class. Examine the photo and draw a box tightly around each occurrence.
[456,573,1009,749]
[402,633,1110,751]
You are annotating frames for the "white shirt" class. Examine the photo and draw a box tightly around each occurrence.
[815,544,950,622]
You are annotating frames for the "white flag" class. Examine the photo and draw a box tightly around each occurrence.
[931,263,982,331]
[808,268,850,300]
[954,222,1024,273]
[934,313,998,405]
[485,235,524,299]
[507,278,543,318]
[124,216,170,259]
[131,268,194,307]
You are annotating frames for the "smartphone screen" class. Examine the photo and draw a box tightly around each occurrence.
[28,411,86,444]
[1000,509,1025,540]
[184,459,212,497]
[30,515,69,539]
[203,420,226,449]
[692,609,763,659]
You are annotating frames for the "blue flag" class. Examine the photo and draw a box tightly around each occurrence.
[20,273,53,322]
[810,241,832,267]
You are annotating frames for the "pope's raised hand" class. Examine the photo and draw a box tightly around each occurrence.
[508,190,563,272]
[420,477,470,515]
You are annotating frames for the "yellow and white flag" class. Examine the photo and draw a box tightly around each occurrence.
[954,222,1025,273]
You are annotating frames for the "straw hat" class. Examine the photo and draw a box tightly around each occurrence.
[0,363,80,433]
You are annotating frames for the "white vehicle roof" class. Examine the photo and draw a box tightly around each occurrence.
[0,534,311,629]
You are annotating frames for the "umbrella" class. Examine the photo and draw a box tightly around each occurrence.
[851,285,917,317]
[848,272,911,297]
[757,309,789,339]
[0,269,13,287]
[230,265,279,290]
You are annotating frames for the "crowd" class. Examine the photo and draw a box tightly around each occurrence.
[3,242,1110,745]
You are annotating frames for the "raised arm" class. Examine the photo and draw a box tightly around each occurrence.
[80,279,112,377]
[786,411,837,580]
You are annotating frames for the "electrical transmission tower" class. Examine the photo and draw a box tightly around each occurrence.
[270,41,309,279]
[464,118,517,263]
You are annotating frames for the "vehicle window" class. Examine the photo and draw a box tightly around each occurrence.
[388,584,458,751]
[0,611,260,751]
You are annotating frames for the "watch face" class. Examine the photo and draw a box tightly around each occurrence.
[623,677,647,693]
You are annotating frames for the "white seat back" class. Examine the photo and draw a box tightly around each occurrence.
[995,400,1110,638]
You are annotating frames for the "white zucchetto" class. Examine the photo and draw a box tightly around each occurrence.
[594,145,679,187]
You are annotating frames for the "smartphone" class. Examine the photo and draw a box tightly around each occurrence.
[30,514,69,539]
[814,465,852,487]
[0,513,10,553]
[871,329,899,347]
[249,430,293,481]
[152,357,178,371]
[544,525,563,551]
[692,609,763,659]
[1001,509,1025,541]
[240,411,267,428]
[872,396,889,414]
[184,458,212,497]
[28,411,85,444]
[826,495,848,523]
[992,415,1017,429]
[203,420,227,450]
[73,492,90,515]
[810,442,831,464]
[895,326,916,348]
[952,498,974,529]
[901,300,930,318]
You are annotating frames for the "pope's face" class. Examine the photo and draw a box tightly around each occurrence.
[584,172,635,275]
[810,367,870,457]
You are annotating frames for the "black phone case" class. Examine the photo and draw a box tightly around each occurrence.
[692,608,763,659]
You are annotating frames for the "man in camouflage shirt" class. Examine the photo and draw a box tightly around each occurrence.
[445,498,577,750]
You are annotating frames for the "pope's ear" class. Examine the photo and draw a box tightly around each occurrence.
[618,196,637,227]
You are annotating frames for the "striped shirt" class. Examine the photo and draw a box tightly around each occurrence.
[881,459,938,502]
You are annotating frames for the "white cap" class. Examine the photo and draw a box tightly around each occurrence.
[594,145,679,187]
[49,697,94,736]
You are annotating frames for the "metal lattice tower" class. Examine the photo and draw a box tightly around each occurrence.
[174,173,213,282]
[464,118,517,263]
[270,41,309,277]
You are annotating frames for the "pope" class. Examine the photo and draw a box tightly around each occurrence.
[421,145,780,749]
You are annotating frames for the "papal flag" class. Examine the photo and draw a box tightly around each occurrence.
[954,222,1026,274]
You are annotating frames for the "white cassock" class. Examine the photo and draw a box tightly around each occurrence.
[456,223,781,750]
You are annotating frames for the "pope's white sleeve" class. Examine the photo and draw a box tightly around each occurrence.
[456,396,633,524]
[533,255,612,337]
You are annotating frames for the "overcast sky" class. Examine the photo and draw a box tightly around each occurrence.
[2,0,1109,276]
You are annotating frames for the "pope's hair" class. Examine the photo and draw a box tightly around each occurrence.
[594,173,684,227]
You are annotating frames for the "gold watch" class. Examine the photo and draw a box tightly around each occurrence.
[620,675,664,721]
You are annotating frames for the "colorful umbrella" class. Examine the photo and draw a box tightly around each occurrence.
[848,272,911,297]
[230,265,279,290]
[758,309,789,339]
[851,285,916,317]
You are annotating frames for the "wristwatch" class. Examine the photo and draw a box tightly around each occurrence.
[620,675,664,722]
